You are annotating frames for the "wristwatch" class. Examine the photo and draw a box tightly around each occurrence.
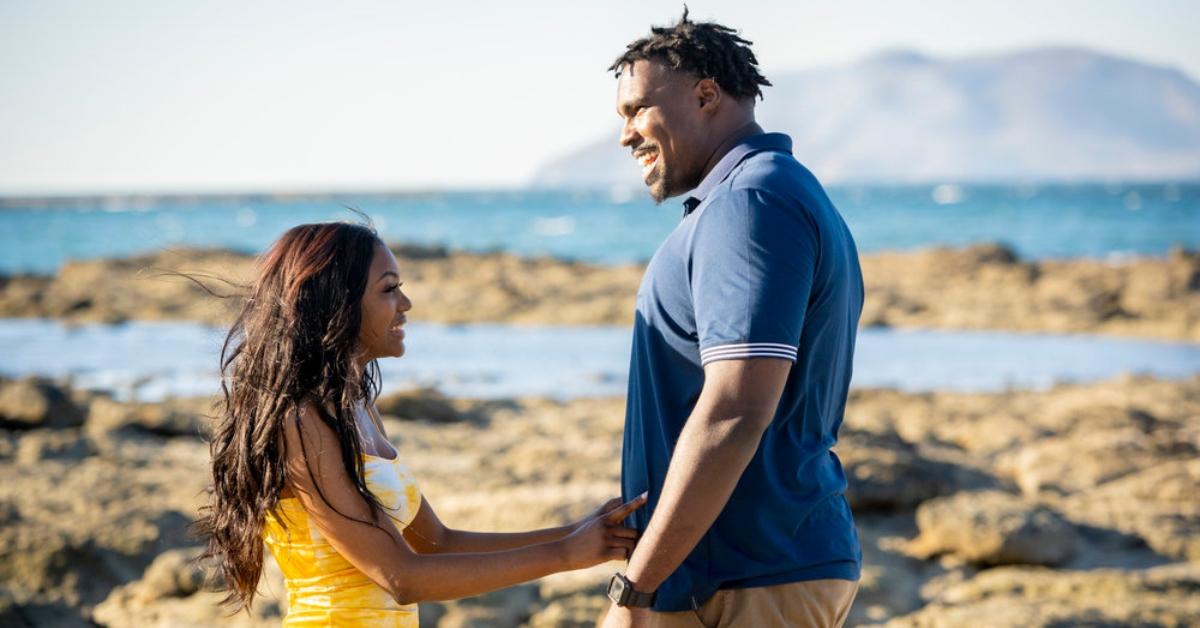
[607,572,657,608]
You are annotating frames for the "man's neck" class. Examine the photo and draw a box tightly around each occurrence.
[697,121,764,184]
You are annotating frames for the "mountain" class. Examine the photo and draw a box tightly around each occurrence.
[531,47,1200,186]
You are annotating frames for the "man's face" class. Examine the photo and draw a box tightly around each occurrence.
[616,60,708,203]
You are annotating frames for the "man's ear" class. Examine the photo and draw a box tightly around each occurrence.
[696,78,721,113]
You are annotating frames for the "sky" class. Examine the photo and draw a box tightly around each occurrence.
[1,0,1198,195]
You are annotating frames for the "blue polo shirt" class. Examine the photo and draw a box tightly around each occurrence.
[621,132,863,612]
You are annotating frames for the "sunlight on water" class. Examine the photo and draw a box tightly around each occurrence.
[1,319,1196,402]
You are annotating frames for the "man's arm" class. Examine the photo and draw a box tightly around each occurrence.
[604,357,790,625]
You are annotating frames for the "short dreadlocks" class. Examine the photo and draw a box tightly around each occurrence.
[608,7,772,101]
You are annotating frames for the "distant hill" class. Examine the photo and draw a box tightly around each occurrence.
[531,47,1200,187]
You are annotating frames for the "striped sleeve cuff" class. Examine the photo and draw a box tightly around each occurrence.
[699,342,798,365]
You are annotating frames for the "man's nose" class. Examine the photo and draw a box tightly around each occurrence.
[619,120,639,148]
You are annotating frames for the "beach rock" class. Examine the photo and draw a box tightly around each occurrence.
[0,586,32,627]
[0,377,1195,625]
[92,549,284,628]
[0,501,18,526]
[84,397,211,462]
[885,563,1200,627]
[0,430,17,459]
[996,426,1181,497]
[432,583,539,627]
[0,377,85,429]
[1060,459,1200,562]
[837,429,978,510]
[846,517,934,626]
[376,388,476,423]
[906,491,1077,566]
[87,396,210,439]
[0,443,205,623]
[3,244,1198,339]
[135,549,206,601]
[529,566,610,628]
[14,429,93,464]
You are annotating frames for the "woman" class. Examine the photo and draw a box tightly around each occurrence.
[197,222,644,626]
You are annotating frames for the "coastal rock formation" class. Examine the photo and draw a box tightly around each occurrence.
[884,564,1200,627]
[1,243,1197,340]
[859,244,1200,341]
[92,548,283,627]
[0,375,1196,625]
[0,377,86,429]
[904,491,1077,566]
[835,429,991,511]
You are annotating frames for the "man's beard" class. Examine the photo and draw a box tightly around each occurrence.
[646,161,672,204]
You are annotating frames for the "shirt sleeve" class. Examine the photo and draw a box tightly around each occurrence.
[689,187,818,366]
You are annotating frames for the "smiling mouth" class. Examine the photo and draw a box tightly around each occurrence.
[635,150,659,177]
[390,317,406,337]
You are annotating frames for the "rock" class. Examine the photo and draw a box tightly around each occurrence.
[15,429,92,465]
[837,429,985,511]
[432,583,539,627]
[93,588,281,628]
[1060,459,1200,561]
[527,596,608,627]
[0,429,17,458]
[885,563,1200,627]
[997,427,1176,497]
[135,549,206,602]
[92,549,284,628]
[846,517,935,626]
[85,397,211,461]
[87,396,210,439]
[0,377,85,429]
[528,566,611,627]
[0,501,18,526]
[0,376,1196,626]
[0,586,32,628]
[3,244,1198,339]
[376,388,477,423]
[905,491,1077,566]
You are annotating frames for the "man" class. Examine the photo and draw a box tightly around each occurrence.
[601,11,864,628]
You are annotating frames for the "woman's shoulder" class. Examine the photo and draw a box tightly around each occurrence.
[282,397,342,461]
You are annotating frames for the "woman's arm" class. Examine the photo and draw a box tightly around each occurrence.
[401,497,573,554]
[281,401,643,604]
[403,496,633,554]
[367,402,631,556]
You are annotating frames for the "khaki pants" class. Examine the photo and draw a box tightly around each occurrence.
[644,579,859,628]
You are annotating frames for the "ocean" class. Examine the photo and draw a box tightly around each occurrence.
[1,182,1197,275]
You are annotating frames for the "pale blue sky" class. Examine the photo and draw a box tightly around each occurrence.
[1,0,1197,194]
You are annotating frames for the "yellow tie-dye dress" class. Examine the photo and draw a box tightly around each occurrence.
[263,452,423,627]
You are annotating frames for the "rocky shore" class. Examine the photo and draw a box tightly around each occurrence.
[1,243,1197,340]
[1,374,1197,627]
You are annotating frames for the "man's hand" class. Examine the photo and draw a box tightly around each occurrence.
[600,603,651,628]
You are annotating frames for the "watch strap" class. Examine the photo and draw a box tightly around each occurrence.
[624,585,657,607]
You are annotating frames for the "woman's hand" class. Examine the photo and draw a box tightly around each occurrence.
[561,493,648,570]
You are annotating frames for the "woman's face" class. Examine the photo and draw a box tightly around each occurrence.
[357,243,412,363]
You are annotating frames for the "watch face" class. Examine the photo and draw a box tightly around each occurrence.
[606,574,627,604]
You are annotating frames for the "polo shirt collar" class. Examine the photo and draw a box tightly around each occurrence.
[682,132,793,215]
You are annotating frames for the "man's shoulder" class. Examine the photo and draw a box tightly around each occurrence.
[726,149,818,197]
[699,150,826,224]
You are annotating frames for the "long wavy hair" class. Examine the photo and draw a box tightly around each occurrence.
[196,221,392,610]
